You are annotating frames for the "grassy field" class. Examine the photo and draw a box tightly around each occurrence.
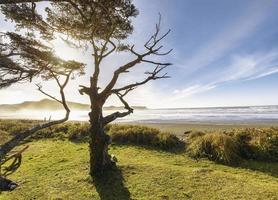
[1,140,277,200]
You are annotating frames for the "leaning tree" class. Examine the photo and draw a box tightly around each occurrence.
[0,0,172,177]
[0,21,86,188]
[0,30,84,189]
[0,32,85,155]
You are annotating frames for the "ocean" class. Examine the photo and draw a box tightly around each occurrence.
[1,105,278,124]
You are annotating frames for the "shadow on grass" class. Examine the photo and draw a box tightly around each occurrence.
[0,177,18,192]
[93,166,130,200]
[237,160,278,178]
[110,142,186,154]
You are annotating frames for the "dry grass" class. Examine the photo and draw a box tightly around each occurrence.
[187,133,240,165]
[108,124,184,151]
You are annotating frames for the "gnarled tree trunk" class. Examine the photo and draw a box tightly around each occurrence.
[88,103,112,176]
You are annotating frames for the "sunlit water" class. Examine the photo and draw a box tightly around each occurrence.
[1,105,278,124]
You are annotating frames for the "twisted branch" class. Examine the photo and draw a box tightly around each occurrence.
[0,67,72,166]
[100,16,172,99]
[0,146,28,177]
[103,89,134,125]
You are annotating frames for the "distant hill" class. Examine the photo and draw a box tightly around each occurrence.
[0,99,147,111]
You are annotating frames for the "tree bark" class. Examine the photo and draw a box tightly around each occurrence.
[88,103,112,176]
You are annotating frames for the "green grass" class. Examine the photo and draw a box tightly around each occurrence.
[1,140,277,200]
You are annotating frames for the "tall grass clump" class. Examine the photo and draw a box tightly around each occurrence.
[0,130,10,145]
[108,124,184,151]
[67,123,90,141]
[187,132,240,165]
[233,128,278,162]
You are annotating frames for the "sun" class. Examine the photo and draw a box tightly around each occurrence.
[52,37,85,61]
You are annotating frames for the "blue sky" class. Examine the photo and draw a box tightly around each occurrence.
[1,0,278,108]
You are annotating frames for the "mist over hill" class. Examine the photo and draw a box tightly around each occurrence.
[0,99,147,112]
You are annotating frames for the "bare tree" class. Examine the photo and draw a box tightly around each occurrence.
[83,19,172,175]
[0,1,172,177]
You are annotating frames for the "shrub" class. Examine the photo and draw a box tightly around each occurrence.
[233,128,278,162]
[186,131,206,140]
[30,122,90,141]
[108,124,184,151]
[187,132,240,165]
[0,130,10,145]
[232,131,254,159]
[0,120,35,136]
[68,123,90,141]
[156,132,184,150]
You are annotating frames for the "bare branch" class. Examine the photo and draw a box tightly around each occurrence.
[0,62,73,160]
[102,40,116,58]
[112,65,170,94]
[103,89,134,125]
[101,16,172,99]
[61,69,73,88]
[78,85,91,95]
[0,145,28,177]
[36,83,62,103]
[141,59,172,66]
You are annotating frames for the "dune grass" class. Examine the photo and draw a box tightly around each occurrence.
[0,140,277,200]
[0,130,10,144]
[187,132,241,165]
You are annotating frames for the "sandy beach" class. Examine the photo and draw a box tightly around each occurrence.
[122,121,278,137]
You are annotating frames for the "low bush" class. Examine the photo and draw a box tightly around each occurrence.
[3,119,276,162]
[33,122,90,141]
[108,124,184,151]
[67,123,90,141]
[186,131,206,140]
[186,128,278,164]
[0,130,10,145]
[0,120,183,151]
[232,131,253,159]
[232,128,278,162]
[0,120,35,136]
[187,132,241,165]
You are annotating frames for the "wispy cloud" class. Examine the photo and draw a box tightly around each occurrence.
[179,0,272,72]
[217,51,278,82]
[247,67,278,80]
[173,50,278,101]
[168,0,278,104]
[171,84,216,101]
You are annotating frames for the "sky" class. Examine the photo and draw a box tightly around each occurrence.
[1,0,278,108]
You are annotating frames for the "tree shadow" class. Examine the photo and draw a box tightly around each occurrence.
[0,177,18,192]
[110,142,186,154]
[93,166,130,200]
